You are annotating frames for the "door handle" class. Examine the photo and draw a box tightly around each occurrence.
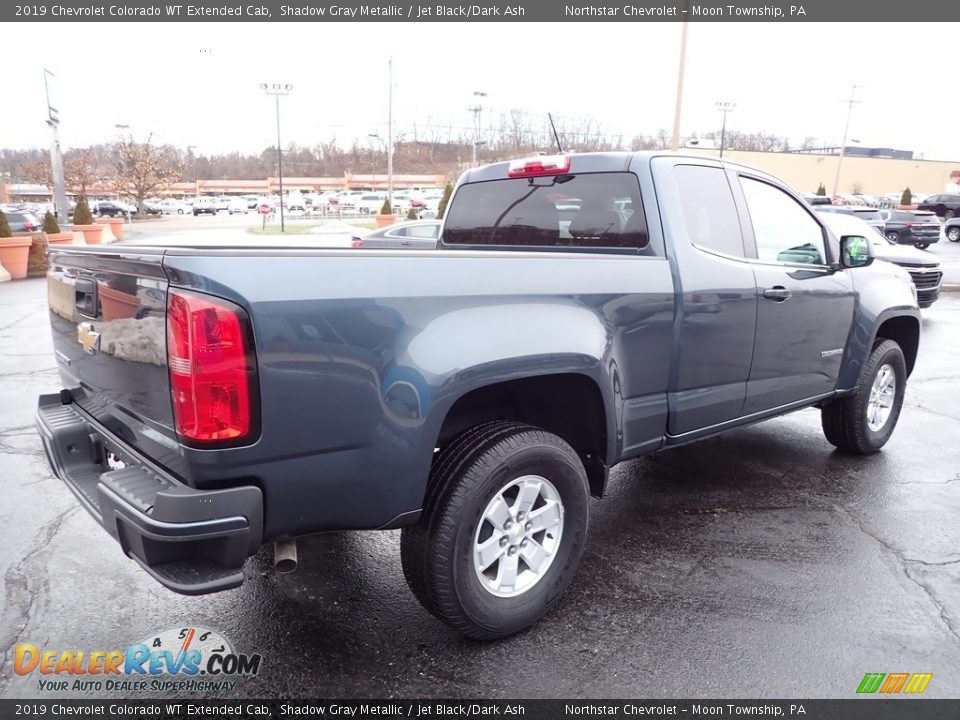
[762,286,791,301]
[75,277,99,317]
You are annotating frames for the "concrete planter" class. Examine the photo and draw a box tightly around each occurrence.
[46,232,75,245]
[71,223,104,244]
[0,237,34,279]
[897,204,918,210]
[99,216,125,240]
[375,213,396,228]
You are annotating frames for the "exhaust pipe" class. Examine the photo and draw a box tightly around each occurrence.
[274,539,298,573]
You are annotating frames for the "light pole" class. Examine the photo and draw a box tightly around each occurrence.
[469,90,487,166]
[670,18,689,150]
[831,83,861,200]
[386,58,393,208]
[715,101,736,158]
[260,82,292,231]
[368,133,384,187]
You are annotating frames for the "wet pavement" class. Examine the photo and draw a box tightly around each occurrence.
[1,277,958,699]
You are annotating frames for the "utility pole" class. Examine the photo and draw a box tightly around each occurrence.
[469,91,487,166]
[260,83,292,232]
[387,57,393,208]
[44,69,69,225]
[715,101,736,158]
[831,83,861,199]
[670,18,689,150]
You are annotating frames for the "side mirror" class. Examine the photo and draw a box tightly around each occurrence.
[840,234,874,268]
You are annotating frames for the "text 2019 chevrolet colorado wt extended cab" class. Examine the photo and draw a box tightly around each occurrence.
[36,152,921,639]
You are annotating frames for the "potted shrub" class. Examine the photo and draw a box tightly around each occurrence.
[71,197,104,244]
[898,187,916,210]
[406,207,419,221]
[0,210,32,280]
[436,183,453,220]
[375,197,395,228]
[43,211,74,245]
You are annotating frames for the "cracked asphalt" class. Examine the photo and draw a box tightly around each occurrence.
[1,276,959,699]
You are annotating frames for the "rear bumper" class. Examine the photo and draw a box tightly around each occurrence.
[36,393,263,595]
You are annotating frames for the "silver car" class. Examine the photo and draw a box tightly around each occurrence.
[352,220,441,249]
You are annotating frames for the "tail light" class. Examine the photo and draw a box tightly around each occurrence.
[167,289,257,444]
[351,238,363,248]
[507,154,572,178]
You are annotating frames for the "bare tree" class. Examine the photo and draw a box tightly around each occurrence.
[112,134,182,211]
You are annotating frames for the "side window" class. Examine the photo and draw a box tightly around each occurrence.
[674,165,745,257]
[740,177,827,265]
[408,224,439,239]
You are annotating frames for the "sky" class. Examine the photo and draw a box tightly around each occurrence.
[3,22,960,160]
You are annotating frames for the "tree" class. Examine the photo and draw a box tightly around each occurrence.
[436,183,453,220]
[42,211,60,234]
[112,134,182,212]
[816,183,826,196]
[0,210,11,238]
[73,197,94,225]
[901,187,912,206]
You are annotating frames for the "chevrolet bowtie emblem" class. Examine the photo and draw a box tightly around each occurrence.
[77,322,100,354]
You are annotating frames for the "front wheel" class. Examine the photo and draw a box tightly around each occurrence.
[401,421,590,640]
[916,243,929,250]
[886,231,900,243]
[821,339,906,454]
[944,208,954,220]
[947,226,960,242]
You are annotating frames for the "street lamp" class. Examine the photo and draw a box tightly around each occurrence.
[260,82,292,232]
[368,133,383,186]
[469,90,487,166]
[715,101,736,158]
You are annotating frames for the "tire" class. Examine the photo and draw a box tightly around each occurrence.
[916,243,929,250]
[400,421,590,640]
[821,339,906,455]
[886,231,900,243]
[942,207,953,219]
[178,209,184,215]
[947,226,960,242]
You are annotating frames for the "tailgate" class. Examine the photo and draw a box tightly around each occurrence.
[46,247,181,470]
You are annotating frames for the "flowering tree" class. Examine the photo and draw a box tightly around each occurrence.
[112,134,182,212]
[21,147,104,198]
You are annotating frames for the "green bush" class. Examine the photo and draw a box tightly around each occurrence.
[406,207,419,221]
[0,210,11,238]
[816,183,826,196]
[73,196,94,225]
[436,183,453,220]
[900,187,912,206]
[43,211,61,234]
[380,198,393,215]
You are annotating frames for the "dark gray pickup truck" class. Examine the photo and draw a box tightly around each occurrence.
[37,152,921,639]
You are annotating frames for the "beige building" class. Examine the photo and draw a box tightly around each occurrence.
[687,148,960,197]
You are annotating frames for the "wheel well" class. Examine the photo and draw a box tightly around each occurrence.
[876,316,919,377]
[436,374,609,497]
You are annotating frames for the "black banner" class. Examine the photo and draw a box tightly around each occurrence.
[5,0,960,23]
[0,701,958,720]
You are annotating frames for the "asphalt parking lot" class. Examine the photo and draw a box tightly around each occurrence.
[1,221,959,700]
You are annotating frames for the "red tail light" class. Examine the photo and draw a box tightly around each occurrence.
[167,289,256,444]
[507,154,572,178]
[351,238,364,248]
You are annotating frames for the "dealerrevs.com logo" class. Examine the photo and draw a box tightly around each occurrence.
[13,626,261,693]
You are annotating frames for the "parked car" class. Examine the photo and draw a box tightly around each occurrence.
[820,213,941,308]
[92,201,131,218]
[38,153,922,640]
[945,217,960,243]
[917,193,960,219]
[879,210,941,249]
[815,205,886,234]
[352,220,441,249]
[192,198,217,216]
[354,193,387,215]
[157,199,191,215]
[227,198,248,215]
[800,192,832,206]
[3,211,41,233]
[142,201,163,216]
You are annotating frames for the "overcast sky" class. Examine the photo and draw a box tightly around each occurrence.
[4,22,959,160]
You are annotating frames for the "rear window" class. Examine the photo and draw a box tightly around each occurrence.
[443,172,648,250]
[913,212,938,223]
[849,209,881,221]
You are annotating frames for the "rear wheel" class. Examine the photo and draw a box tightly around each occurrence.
[821,339,906,454]
[886,231,900,243]
[947,226,960,242]
[400,421,590,640]
[916,243,929,250]
[943,208,954,219]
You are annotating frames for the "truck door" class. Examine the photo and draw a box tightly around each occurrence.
[733,173,856,414]
[652,159,758,436]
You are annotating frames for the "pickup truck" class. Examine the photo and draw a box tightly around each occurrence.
[36,152,921,640]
